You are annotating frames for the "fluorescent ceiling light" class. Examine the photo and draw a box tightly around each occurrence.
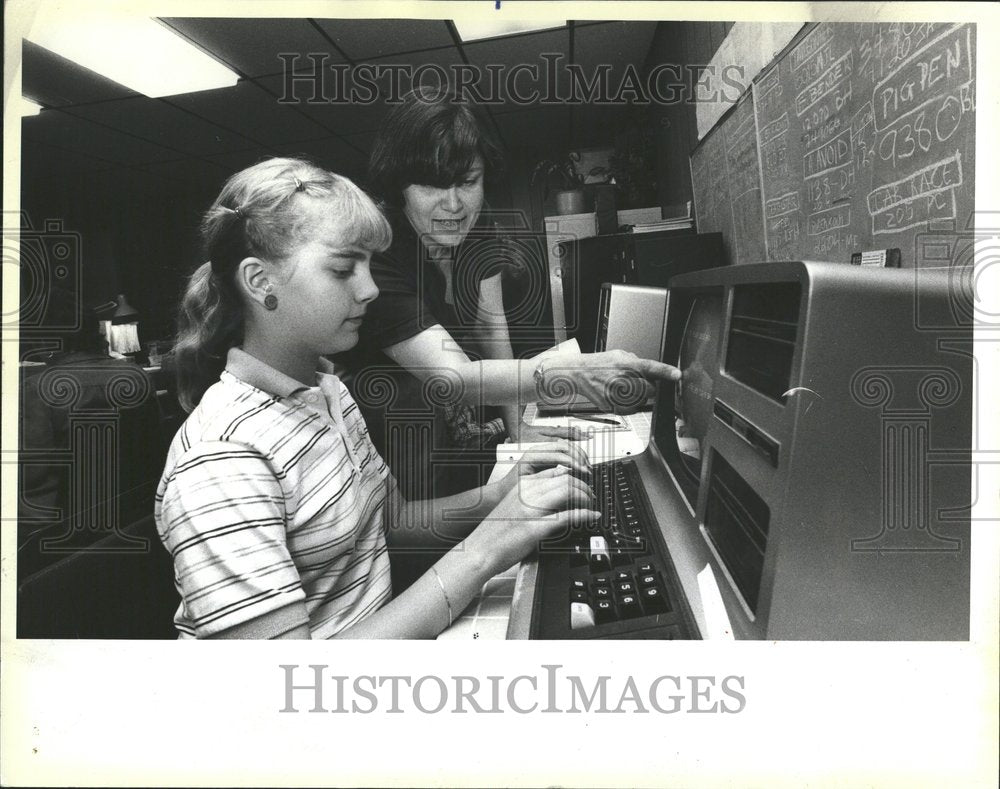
[454,19,567,42]
[26,15,238,97]
[19,96,43,117]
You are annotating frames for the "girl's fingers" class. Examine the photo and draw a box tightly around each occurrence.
[532,464,572,479]
[534,508,602,538]
[520,449,589,477]
[523,473,594,509]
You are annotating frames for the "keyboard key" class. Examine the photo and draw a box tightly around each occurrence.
[615,580,636,596]
[610,547,633,567]
[615,535,647,553]
[638,573,659,588]
[595,599,616,624]
[637,562,655,575]
[570,579,587,593]
[570,602,596,630]
[569,543,588,567]
[589,536,611,572]
[593,586,612,601]
[641,585,670,613]
[613,570,633,583]
[617,594,642,619]
[570,590,589,604]
[593,575,611,587]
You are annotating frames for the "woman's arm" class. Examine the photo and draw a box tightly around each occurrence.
[385,326,681,413]
[476,273,522,439]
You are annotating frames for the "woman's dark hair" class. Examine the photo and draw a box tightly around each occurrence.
[367,85,504,207]
[173,157,391,412]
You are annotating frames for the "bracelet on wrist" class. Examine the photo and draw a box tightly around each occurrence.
[430,566,453,628]
[533,358,549,402]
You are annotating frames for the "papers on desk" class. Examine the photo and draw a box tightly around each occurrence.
[503,403,652,467]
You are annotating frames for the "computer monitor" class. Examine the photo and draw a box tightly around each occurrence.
[650,261,971,639]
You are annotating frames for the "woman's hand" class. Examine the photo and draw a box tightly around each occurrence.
[465,467,600,577]
[510,421,588,443]
[536,350,682,414]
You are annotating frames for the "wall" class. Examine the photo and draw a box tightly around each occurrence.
[645,21,734,209]
[20,162,215,353]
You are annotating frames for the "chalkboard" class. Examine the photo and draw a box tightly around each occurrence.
[692,22,976,267]
[690,94,765,265]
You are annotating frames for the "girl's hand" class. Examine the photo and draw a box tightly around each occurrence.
[502,440,591,481]
[466,467,600,576]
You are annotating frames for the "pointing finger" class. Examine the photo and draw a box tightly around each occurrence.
[636,358,682,382]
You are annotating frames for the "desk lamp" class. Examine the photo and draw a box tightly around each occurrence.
[108,293,141,357]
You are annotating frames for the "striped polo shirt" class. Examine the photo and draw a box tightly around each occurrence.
[155,348,396,639]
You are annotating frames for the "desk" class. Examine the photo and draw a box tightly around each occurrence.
[437,406,653,640]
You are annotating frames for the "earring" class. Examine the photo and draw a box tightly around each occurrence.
[263,284,278,311]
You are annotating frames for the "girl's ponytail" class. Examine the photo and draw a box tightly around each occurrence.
[173,260,243,412]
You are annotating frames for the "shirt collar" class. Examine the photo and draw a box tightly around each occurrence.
[225,347,336,398]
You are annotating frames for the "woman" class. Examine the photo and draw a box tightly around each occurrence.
[157,158,596,639]
[343,87,681,504]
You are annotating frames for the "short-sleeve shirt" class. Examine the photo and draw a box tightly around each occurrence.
[337,212,507,500]
[155,348,395,639]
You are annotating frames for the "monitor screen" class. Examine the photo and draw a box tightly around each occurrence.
[655,291,725,510]
[724,282,801,402]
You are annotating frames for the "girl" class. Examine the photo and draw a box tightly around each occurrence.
[157,158,596,638]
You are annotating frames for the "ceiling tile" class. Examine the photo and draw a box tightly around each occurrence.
[135,157,230,192]
[314,19,454,60]
[161,17,345,78]
[21,40,138,108]
[255,74,392,135]
[169,81,329,146]
[343,132,375,158]
[62,96,258,157]
[22,110,178,166]
[463,28,570,111]
[271,137,369,180]
[195,150,270,177]
[463,28,570,66]
[364,47,467,98]
[572,21,657,74]
[21,139,111,179]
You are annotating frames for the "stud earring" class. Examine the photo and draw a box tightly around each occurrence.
[263,284,278,311]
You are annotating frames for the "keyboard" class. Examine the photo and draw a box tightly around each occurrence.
[529,459,701,639]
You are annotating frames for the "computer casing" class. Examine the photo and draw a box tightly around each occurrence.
[655,261,971,640]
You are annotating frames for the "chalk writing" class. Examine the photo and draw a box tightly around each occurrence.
[765,191,800,219]
[796,50,854,117]
[761,137,789,178]
[804,128,853,178]
[807,203,852,236]
[760,112,789,146]
[867,152,962,214]
[873,24,971,131]
[872,190,956,235]
[791,24,835,72]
